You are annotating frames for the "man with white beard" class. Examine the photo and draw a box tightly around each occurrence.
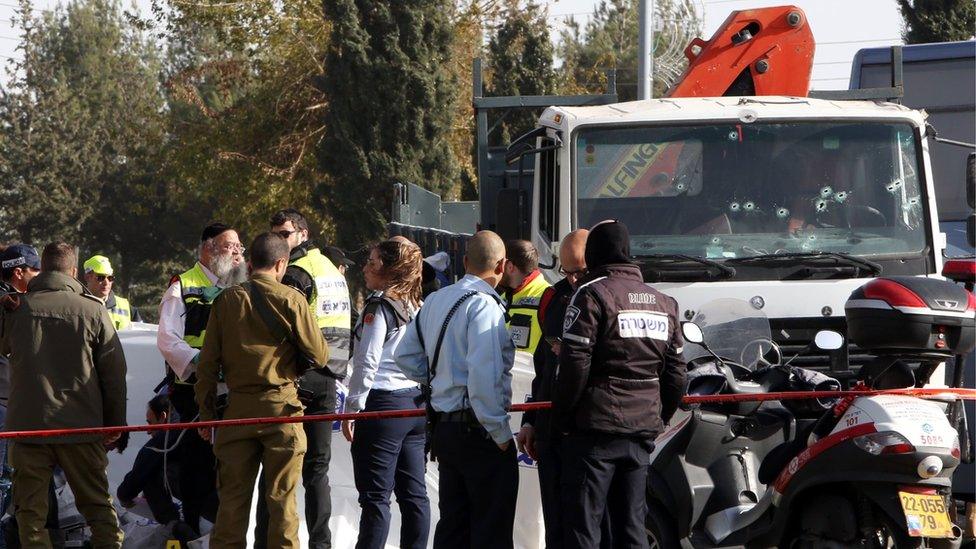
[156,222,246,536]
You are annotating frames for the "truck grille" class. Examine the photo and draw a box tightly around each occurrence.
[770,317,876,387]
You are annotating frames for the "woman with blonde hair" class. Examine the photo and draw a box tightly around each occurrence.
[342,238,430,549]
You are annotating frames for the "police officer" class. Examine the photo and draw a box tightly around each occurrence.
[396,230,518,549]
[195,232,330,549]
[502,240,551,356]
[0,244,41,295]
[82,255,143,330]
[0,245,40,405]
[516,229,615,549]
[262,208,350,549]
[555,220,687,549]
[156,222,245,534]
[1,242,127,548]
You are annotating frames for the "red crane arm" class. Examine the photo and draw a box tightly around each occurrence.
[666,5,815,98]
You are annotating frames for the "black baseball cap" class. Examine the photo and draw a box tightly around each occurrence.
[0,244,41,271]
[324,246,355,267]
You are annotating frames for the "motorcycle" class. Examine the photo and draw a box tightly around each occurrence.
[645,296,965,549]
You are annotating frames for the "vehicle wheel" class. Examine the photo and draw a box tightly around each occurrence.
[646,503,680,549]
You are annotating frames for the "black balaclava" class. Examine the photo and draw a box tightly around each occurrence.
[584,220,632,269]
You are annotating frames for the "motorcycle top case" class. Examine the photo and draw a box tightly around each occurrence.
[845,276,975,357]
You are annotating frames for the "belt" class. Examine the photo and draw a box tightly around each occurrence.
[435,409,477,423]
[373,387,421,396]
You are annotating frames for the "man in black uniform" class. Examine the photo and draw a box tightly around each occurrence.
[555,220,687,549]
[516,229,607,549]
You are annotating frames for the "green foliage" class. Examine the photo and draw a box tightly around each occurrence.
[152,0,332,243]
[316,0,460,250]
[485,0,557,144]
[0,0,192,316]
[898,0,976,44]
[558,0,701,101]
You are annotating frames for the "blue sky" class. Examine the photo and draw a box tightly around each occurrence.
[0,0,906,90]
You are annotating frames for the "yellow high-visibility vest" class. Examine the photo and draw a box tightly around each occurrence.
[507,270,551,355]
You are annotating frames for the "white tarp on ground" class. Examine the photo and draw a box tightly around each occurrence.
[114,323,544,548]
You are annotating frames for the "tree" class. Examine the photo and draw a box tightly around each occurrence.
[557,0,701,101]
[316,0,460,250]
[485,0,557,144]
[0,0,188,314]
[150,0,333,243]
[898,0,975,44]
[0,0,161,243]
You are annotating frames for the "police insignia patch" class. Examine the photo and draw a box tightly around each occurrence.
[563,305,581,332]
[363,313,375,324]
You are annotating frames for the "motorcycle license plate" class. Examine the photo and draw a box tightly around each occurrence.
[898,488,954,538]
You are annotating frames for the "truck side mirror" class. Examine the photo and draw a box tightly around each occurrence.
[968,153,975,210]
[495,188,529,241]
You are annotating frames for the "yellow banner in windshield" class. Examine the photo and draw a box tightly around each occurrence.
[592,142,682,198]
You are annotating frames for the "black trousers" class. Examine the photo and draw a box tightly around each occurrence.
[431,420,518,549]
[536,438,614,549]
[350,388,429,549]
[560,433,652,549]
[169,384,218,534]
[255,372,335,549]
[142,471,180,525]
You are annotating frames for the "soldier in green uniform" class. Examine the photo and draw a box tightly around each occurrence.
[195,232,330,549]
[82,255,143,330]
[0,242,127,548]
[258,208,351,549]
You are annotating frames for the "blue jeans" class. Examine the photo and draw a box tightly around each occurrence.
[350,388,430,549]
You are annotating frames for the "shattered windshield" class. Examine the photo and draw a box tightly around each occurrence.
[574,121,927,261]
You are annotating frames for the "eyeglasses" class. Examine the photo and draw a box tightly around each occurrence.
[220,243,245,254]
[96,275,114,282]
[558,266,587,277]
[275,230,296,239]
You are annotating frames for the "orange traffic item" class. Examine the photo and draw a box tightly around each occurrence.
[666,5,815,98]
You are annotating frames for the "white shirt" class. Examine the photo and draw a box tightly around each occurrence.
[345,297,419,413]
[156,262,218,381]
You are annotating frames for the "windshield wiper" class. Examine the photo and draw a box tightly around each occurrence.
[635,254,737,282]
[727,251,882,276]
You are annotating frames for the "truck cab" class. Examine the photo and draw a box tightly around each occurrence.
[521,96,943,377]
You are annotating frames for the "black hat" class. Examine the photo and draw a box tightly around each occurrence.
[584,220,631,269]
[324,245,355,267]
[201,222,232,242]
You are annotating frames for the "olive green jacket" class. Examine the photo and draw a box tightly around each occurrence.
[195,272,330,422]
[0,271,128,444]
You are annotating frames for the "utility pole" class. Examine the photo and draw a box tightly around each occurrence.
[637,0,655,100]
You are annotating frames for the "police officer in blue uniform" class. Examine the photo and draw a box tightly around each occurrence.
[395,230,518,549]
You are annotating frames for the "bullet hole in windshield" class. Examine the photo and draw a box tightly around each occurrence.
[834,190,849,203]
[743,201,756,212]
[886,180,903,193]
[814,199,829,213]
[776,207,790,219]
[729,202,741,212]
[819,186,833,199]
